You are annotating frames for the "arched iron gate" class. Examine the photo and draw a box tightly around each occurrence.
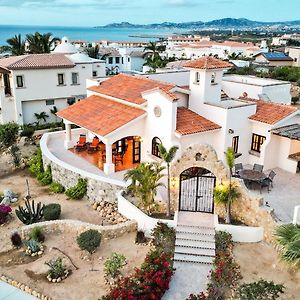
[179,167,216,213]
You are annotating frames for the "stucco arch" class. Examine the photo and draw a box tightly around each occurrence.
[170,144,228,211]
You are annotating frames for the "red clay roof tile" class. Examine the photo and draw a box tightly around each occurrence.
[183,57,233,70]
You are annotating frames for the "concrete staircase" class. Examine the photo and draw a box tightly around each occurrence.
[174,213,216,266]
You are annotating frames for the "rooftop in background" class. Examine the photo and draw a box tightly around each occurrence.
[88,73,176,105]
[272,124,300,141]
[176,107,221,135]
[183,57,233,70]
[255,52,293,61]
[0,53,75,70]
[223,74,290,87]
[57,95,146,136]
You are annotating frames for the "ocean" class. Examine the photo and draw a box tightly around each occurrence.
[0,25,184,45]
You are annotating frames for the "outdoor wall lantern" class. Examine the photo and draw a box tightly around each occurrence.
[195,152,205,161]
[228,128,234,134]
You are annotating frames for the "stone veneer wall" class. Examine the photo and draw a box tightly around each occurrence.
[42,154,123,203]
[215,181,279,243]
[19,219,137,240]
[170,144,228,211]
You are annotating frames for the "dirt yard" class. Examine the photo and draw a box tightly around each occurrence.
[234,242,300,300]
[0,231,149,300]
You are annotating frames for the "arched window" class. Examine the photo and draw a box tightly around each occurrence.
[152,137,162,158]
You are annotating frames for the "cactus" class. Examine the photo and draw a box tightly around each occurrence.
[15,200,44,225]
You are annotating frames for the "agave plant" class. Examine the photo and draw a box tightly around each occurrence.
[15,200,44,225]
[24,239,41,253]
[46,257,67,279]
[275,223,300,268]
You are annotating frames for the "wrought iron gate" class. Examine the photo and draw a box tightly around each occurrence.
[179,167,216,213]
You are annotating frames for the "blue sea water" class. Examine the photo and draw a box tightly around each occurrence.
[0,25,183,45]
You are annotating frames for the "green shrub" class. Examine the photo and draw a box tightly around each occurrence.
[0,122,19,147]
[28,148,44,176]
[46,257,66,279]
[151,222,176,255]
[15,200,44,225]
[20,126,35,137]
[65,178,87,200]
[43,203,61,221]
[291,96,299,105]
[10,144,21,167]
[77,229,101,253]
[29,226,45,242]
[236,279,285,300]
[104,252,126,278]
[49,182,65,193]
[37,165,52,185]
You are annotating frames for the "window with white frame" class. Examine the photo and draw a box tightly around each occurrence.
[211,72,216,84]
[108,57,113,64]
[116,57,120,64]
[46,99,54,106]
[16,75,24,88]
[57,73,65,85]
[71,72,79,85]
[92,71,97,77]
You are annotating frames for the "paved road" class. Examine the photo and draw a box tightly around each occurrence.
[0,282,38,300]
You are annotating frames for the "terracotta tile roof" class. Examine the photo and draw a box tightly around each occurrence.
[176,107,221,135]
[183,57,233,70]
[243,98,298,125]
[0,54,75,70]
[57,95,146,136]
[88,74,175,105]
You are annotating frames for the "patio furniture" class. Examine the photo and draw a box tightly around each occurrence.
[87,136,100,152]
[233,163,243,177]
[265,170,276,188]
[74,134,87,151]
[253,164,264,172]
[239,169,267,193]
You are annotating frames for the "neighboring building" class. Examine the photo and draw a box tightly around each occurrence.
[253,52,294,67]
[222,74,292,104]
[93,40,149,48]
[167,35,210,48]
[285,46,300,67]
[0,38,105,125]
[98,47,146,74]
[52,57,300,178]
[272,34,300,46]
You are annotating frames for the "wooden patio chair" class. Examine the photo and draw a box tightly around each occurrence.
[74,134,86,151]
[253,164,263,172]
[87,136,100,152]
[233,163,243,177]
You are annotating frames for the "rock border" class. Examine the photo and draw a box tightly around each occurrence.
[0,274,51,300]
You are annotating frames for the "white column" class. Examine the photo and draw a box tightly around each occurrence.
[64,123,73,149]
[293,205,300,225]
[104,143,115,174]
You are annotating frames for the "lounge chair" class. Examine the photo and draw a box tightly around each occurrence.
[87,136,100,152]
[253,164,263,172]
[233,163,243,177]
[75,134,86,151]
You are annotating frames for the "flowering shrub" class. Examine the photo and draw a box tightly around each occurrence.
[0,204,12,224]
[187,231,241,300]
[102,223,175,300]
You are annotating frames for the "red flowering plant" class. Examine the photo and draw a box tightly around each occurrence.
[102,223,175,300]
[0,204,12,224]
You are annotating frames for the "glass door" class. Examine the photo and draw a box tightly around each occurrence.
[133,137,141,163]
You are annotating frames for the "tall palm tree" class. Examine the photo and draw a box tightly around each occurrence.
[6,34,25,56]
[144,42,165,60]
[26,32,59,54]
[124,162,165,215]
[158,144,179,217]
[86,44,99,59]
[34,111,49,126]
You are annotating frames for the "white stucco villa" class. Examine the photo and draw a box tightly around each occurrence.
[0,37,105,125]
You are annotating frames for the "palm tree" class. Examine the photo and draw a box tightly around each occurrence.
[144,42,165,60]
[158,144,179,217]
[124,162,165,215]
[26,32,59,54]
[34,111,49,126]
[6,34,25,56]
[275,223,300,268]
[86,45,99,59]
[214,147,240,224]
[50,106,58,123]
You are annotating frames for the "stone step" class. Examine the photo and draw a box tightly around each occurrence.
[176,232,215,242]
[176,223,215,230]
[174,253,214,264]
[175,238,215,250]
[176,225,215,236]
[175,245,215,257]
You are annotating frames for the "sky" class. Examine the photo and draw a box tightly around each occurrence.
[0,0,299,27]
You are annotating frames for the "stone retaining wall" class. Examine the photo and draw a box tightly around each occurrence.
[42,154,123,203]
[215,181,279,243]
[19,219,137,240]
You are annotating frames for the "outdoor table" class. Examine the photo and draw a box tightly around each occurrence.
[238,169,267,192]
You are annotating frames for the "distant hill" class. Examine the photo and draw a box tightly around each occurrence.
[97,18,300,29]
